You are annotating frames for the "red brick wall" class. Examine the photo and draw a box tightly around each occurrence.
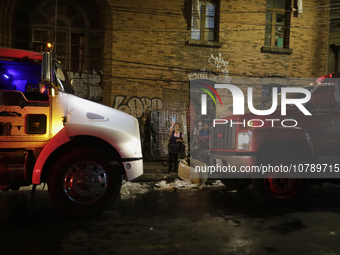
[106,0,329,109]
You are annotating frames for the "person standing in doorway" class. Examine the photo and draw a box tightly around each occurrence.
[168,120,184,173]
[139,114,155,161]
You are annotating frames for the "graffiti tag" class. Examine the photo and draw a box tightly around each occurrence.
[189,53,231,83]
[113,96,163,118]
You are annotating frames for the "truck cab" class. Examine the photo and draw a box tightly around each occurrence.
[0,47,143,216]
[209,79,340,205]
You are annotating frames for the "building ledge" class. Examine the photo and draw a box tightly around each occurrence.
[261,46,293,54]
[187,39,223,48]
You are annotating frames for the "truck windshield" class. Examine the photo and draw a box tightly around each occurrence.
[307,85,335,110]
[262,86,313,110]
[262,92,308,110]
[0,60,41,91]
[54,61,73,94]
[0,59,73,95]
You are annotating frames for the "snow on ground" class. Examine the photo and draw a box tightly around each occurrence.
[13,179,226,200]
[120,179,226,199]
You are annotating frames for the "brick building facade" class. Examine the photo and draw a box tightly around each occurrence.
[329,0,340,73]
[0,0,330,158]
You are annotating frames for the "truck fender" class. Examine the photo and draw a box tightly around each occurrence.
[32,127,70,184]
[65,123,140,159]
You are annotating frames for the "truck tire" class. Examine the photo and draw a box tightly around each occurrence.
[47,147,122,216]
[10,185,20,191]
[220,179,249,191]
[1,186,10,191]
[253,154,310,206]
[1,185,20,191]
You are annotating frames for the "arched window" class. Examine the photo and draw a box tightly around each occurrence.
[14,0,104,72]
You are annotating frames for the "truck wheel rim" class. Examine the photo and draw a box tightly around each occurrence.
[264,173,300,198]
[63,161,108,204]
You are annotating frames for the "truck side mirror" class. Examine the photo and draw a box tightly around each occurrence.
[334,80,340,105]
[41,52,51,82]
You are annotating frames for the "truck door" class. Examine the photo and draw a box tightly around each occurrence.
[0,91,51,142]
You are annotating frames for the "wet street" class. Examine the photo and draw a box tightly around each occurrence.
[1,180,340,255]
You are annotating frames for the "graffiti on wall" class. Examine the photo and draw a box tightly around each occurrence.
[113,96,163,119]
[188,53,231,83]
[68,70,103,101]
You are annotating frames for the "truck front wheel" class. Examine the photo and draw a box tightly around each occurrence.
[253,154,310,206]
[47,147,122,216]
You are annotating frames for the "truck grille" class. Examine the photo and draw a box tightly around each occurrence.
[211,123,236,149]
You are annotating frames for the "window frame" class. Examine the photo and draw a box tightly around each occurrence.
[189,0,222,47]
[14,0,105,73]
[262,0,292,54]
[264,10,285,48]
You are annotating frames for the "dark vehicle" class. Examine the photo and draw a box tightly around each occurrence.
[210,77,340,205]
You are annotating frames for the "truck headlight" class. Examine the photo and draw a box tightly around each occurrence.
[238,132,250,150]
